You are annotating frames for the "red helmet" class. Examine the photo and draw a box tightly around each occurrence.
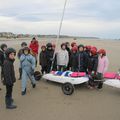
[71,46,78,52]
[71,42,76,47]
[92,46,97,51]
[98,49,106,55]
[85,46,91,51]
[90,48,97,55]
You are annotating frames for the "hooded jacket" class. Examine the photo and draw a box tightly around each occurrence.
[3,58,16,86]
[97,56,109,74]
[76,51,88,72]
[57,49,69,66]
[0,49,5,66]
[88,54,98,72]
[29,40,39,55]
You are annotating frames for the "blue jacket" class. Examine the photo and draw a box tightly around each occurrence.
[20,54,35,70]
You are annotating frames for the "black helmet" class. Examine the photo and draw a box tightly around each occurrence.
[22,47,30,53]
[1,44,7,51]
[21,42,27,47]
[61,43,66,48]
[34,71,42,81]
[46,43,52,48]
[5,48,16,57]
[78,44,84,49]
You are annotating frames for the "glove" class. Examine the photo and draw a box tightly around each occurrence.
[63,66,67,69]
[31,69,34,75]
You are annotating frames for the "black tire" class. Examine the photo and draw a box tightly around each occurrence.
[62,83,74,95]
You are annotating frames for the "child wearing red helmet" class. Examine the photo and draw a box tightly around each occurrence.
[88,47,98,89]
[84,45,91,73]
[71,42,77,48]
[70,46,78,72]
[97,49,109,89]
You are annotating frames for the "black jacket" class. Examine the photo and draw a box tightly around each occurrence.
[0,50,5,66]
[76,51,88,72]
[84,51,90,69]
[66,47,71,68]
[3,58,16,86]
[39,51,47,67]
[46,49,54,64]
[70,52,78,68]
[88,54,98,72]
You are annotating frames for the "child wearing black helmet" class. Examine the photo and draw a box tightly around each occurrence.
[3,48,17,109]
[46,43,54,73]
[39,45,47,74]
[76,44,88,72]
[18,42,27,80]
[0,44,7,90]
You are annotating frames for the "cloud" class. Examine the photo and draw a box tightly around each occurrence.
[0,0,120,38]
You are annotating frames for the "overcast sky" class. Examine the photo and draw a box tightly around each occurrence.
[0,0,120,39]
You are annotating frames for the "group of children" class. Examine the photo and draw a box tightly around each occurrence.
[39,42,109,90]
[0,37,39,109]
[0,38,109,109]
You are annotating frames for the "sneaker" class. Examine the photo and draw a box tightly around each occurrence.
[21,88,26,96]
[32,84,36,88]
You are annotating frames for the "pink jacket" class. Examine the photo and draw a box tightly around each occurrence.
[97,56,109,74]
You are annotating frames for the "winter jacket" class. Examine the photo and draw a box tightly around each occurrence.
[46,49,54,64]
[20,54,36,71]
[70,52,78,69]
[29,41,39,55]
[97,56,109,74]
[88,54,98,72]
[39,51,47,67]
[66,47,71,69]
[3,58,16,86]
[0,49,5,66]
[76,51,88,72]
[57,49,69,66]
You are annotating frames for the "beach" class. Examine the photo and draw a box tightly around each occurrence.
[0,38,120,120]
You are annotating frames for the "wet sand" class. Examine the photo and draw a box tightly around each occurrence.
[0,38,120,120]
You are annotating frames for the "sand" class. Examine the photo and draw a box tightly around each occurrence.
[0,38,120,120]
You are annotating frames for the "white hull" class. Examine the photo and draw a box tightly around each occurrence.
[42,73,89,85]
[104,79,120,88]
[42,72,120,88]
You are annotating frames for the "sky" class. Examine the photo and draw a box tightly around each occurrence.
[0,0,120,39]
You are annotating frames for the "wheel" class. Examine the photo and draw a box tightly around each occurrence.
[62,82,74,95]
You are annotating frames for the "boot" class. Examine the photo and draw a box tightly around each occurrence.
[32,83,36,88]
[21,88,26,96]
[97,82,103,89]
[5,97,17,109]
[11,98,14,104]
